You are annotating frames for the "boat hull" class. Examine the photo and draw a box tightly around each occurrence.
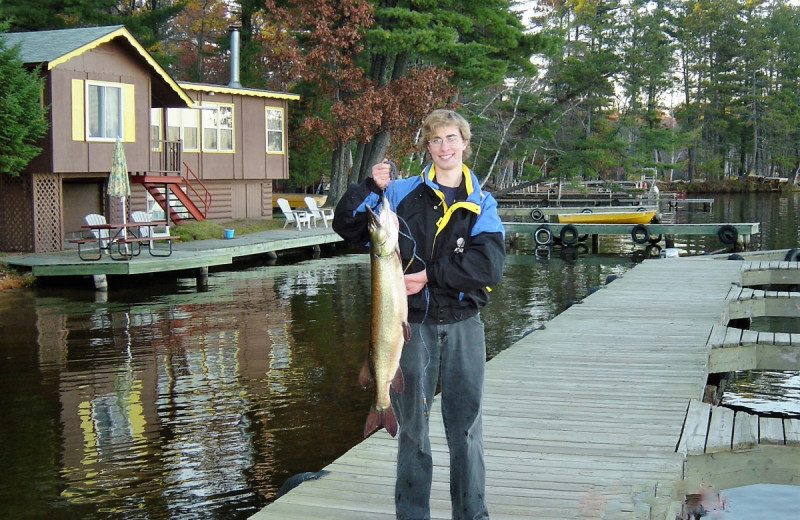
[556,210,656,224]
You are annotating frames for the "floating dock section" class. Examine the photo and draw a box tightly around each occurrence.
[250,251,799,520]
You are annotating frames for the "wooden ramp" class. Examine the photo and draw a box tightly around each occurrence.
[250,256,799,520]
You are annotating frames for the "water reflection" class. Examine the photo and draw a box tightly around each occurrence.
[1,193,799,519]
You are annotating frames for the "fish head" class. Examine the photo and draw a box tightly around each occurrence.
[367,196,400,257]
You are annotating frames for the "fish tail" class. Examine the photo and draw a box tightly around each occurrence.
[363,405,398,438]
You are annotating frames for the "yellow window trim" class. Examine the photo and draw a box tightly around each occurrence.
[71,79,84,141]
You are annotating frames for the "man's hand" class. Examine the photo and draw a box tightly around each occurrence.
[371,160,393,190]
[404,270,428,295]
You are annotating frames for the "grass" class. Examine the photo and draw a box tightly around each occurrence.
[0,254,34,290]
[171,217,285,241]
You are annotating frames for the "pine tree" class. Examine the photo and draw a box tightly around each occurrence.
[0,28,49,176]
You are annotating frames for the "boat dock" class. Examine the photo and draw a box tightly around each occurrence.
[249,251,800,520]
[2,226,343,289]
[504,221,760,251]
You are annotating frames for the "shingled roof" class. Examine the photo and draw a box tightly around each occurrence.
[2,25,125,64]
[2,25,193,108]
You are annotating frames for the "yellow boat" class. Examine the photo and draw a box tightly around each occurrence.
[556,209,657,224]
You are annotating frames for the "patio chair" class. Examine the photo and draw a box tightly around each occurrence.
[304,196,334,228]
[84,213,110,252]
[276,198,311,229]
[131,210,172,252]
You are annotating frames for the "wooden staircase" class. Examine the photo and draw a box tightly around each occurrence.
[130,140,211,224]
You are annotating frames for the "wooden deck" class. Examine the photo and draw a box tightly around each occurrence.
[250,253,800,520]
[3,226,343,277]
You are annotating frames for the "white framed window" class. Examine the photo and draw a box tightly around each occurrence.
[87,81,122,140]
[201,103,233,152]
[150,108,162,151]
[166,108,199,151]
[265,107,285,153]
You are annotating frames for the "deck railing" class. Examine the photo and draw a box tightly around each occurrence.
[182,161,211,218]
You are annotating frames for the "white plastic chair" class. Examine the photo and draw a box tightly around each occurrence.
[84,213,110,251]
[276,198,311,229]
[304,196,334,228]
[131,210,171,250]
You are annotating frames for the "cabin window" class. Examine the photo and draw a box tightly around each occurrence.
[166,108,199,151]
[151,108,162,151]
[87,82,123,140]
[265,107,284,153]
[201,103,234,152]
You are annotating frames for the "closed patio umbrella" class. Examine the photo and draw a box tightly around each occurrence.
[107,138,131,239]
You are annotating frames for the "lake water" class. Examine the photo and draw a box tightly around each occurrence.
[0,192,798,519]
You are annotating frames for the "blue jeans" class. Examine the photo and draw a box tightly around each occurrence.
[391,314,489,520]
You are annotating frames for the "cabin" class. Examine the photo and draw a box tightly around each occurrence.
[0,25,299,253]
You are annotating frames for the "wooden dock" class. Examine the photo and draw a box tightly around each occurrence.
[3,227,343,281]
[249,252,800,520]
[504,221,760,251]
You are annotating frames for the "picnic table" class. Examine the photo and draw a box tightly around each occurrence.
[71,221,178,261]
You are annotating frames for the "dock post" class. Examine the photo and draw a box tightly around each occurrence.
[591,234,599,254]
[197,266,209,290]
[92,274,108,292]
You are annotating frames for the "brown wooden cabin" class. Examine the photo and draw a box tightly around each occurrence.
[0,25,299,253]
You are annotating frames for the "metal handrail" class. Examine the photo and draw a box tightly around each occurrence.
[182,161,211,218]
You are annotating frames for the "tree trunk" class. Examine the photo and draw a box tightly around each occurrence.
[328,144,351,208]
[360,131,391,182]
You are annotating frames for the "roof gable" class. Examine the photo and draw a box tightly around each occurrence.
[2,25,193,108]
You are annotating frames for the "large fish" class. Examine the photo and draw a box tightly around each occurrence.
[359,195,410,437]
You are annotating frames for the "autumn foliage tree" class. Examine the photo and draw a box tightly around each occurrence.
[259,0,456,203]
[163,0,231,83]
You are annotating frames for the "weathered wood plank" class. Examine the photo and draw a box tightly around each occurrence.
[706,406,734,453]
[785,419,800,444]
[677,400,711,455]
[740,328,759,345]
[732,411,759,450]
[706,324,727,347]
[759,417,785,445]
[723,326,742,347]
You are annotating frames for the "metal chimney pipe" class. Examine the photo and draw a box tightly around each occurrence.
[228,25,242,88]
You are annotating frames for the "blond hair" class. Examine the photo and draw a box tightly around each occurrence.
[417,109,472,159]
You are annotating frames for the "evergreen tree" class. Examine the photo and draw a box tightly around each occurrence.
[0,28,49,176]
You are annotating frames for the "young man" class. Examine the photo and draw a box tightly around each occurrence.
[333,109,505,520]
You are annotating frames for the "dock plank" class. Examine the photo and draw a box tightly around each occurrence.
[706,405,734,453]
[785,419,800,444]
[759,417,785,445]
[732,411,759,450]
[677,400,711,455]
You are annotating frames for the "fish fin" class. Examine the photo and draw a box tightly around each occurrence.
[358,356,374,389]
[390,366,404,393]
[363,405,399,438]
[383,406,398,437]
[363,406,380,437]
[402,321,411,343]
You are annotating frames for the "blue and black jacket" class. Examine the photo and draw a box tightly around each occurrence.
[333,163,506,324]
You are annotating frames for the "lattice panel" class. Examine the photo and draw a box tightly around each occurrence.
[0,174,34,252]
[33,173,62,252]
